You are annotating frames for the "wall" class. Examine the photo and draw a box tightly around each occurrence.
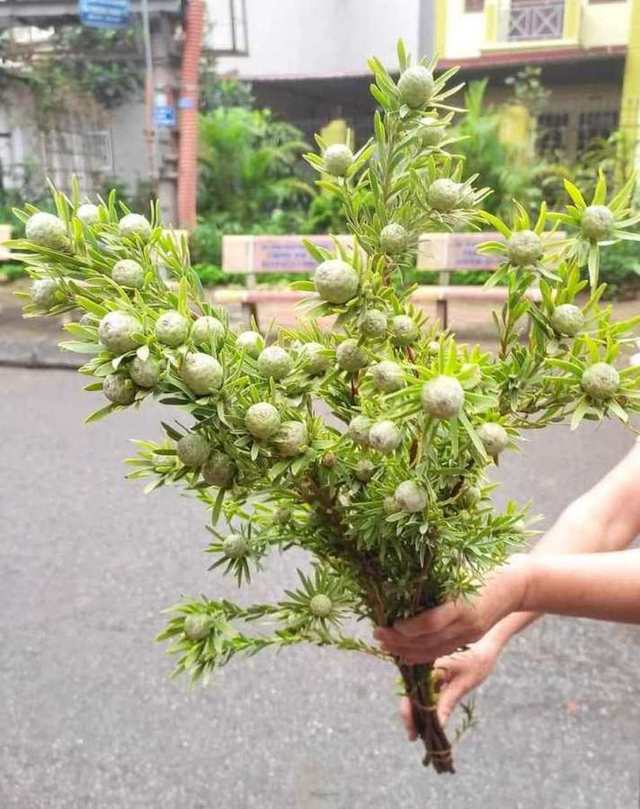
[110,96,148,190]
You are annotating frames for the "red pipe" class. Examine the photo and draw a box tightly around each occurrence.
[177,0,205,229]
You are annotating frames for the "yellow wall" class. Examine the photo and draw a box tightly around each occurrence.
[438,0,630,60]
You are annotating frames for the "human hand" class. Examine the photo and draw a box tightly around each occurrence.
[399,638,500,739]
[375,555,529,664]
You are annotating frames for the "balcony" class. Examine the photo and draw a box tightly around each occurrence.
[484,0,582,50]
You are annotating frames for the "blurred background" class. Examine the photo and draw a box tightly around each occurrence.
[2,3,640,808]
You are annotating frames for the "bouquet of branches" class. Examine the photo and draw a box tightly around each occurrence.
[16,41,640,773]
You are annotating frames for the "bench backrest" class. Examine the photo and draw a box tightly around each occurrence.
[222,232,503,286]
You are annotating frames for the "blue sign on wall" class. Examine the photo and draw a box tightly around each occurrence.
[154,105,177,128]
[79,0,131,29]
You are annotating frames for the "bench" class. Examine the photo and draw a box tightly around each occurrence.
[219,232,542,330]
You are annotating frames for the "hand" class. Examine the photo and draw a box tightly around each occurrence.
[375,555,529,664]
[399,638,500,739]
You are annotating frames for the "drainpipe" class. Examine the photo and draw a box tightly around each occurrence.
[177,0,206,230]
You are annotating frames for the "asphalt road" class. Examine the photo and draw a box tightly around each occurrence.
[1,367,639,809]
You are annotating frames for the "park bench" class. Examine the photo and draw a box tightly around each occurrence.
[218,232,542,330]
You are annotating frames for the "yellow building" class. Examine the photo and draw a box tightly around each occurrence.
[435,0,632,159]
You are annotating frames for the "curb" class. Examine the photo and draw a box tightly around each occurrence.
[0,339,83,370]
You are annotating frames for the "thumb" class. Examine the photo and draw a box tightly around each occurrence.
[434,658,468,726]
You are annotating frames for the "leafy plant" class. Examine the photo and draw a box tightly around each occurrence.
[15,41,640,775]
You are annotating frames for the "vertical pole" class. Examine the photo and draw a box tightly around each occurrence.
[140,0,158,184]
[620,0,640,187]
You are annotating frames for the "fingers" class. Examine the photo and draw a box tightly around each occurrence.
[393,602,459,639]
[399,696,417,741]
[376,623,470,664]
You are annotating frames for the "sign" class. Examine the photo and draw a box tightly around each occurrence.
[154,105,177,128]
[178,97,196,110]
[79,0,131,28]
[222,235,353,274]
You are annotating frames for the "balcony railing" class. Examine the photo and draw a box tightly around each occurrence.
[499,1,566,43]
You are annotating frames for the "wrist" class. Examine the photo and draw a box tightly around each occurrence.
[507,552,535,613]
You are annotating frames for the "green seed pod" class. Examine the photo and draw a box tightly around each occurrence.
[76,203,100,226]
[460,485,482,509]
[245,402,281,439]
[309,594,333,617]
[427,340,440,355]
[380,223,409,255]
[427,179,461,212]
[31,278,59,309]
[25,212,68,250]
[477,422,509,457]
[550,304,585,337]
[273,506,292,525]
[369,420,402,455]
[300,342,331,375]
[155,310,191,348]
[191,315,225,347]
[581,205,615,242]
[98,310,143,355]
[321,451,337,468]
[274,421,308,458]
[507,230,543,267]
[336,339,368,372]
[383,495,398,515]
[421,375,465,419]
[202,451,237,488]
[257,345,293,380]
[176,433,210,468]
[112,259,145,289]
[355,460,376,482]
[391,315,419,346]
[360,309,388,340]
[183,613,212,641]
[370,360,405,393]
[236,330,265,358]
[418,116,446,147]
[180,352,224,395]
[129,355,162,389]
[223,533,249,559]
[103,373,137,405]
[394,480,427,513]
[348,415,372,446]
[118,213,152,241]
[398,65,435,108]
[314,259,359,304]
[323,144,354,177]
[581,362,620,400]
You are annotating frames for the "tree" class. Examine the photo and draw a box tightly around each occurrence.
[15,41,640,774]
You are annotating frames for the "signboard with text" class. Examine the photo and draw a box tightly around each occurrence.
[79,0,130,28]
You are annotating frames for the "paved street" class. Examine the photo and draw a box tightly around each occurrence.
[1,367,640,809]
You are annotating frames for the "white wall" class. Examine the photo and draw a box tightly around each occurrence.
[110,96,148,189]
[213,0,425,79]
[581,1,630,48]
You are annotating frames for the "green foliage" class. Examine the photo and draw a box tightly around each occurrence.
[16,41,640,774]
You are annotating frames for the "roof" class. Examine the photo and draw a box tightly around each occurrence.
[439,44,627,72]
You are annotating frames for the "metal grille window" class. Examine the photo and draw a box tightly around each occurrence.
[506,1,565,42]
[536,112,570,156]
[577,110,619,153]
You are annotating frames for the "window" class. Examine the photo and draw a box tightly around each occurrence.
[536,112,570,156]
[577,110,619,153]
[465,0,484,12]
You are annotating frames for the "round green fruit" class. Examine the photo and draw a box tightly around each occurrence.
[31,278,59,309]
[355,460,376,483]
[118,213,152,241]
[155,310,190,348]
[581,362,620,400]
[112,259,145,289]
[323,144,354,177]
[369,420,402,455]
[98,310,143,355]
[427,179,461,212]
[274,421,308,458]
[477,422,509,457]
[257,345,293,380]
[129,355,162,388]
[507,230,543,267]
[309,594,333,618]
[25,212,68,250]
[383,495,398,515]
[347,415,371,446]
[421,375,464,419]
[419,116,446,147]
[236,330,265,358]
[274,506,292,525]
[76,204,100,225]
[202,451,237,488]
[245,402,281,440]
[183,614,211,641]
[314,259,359,304]
[300,342,330,375]
[550,304,584,337]
[398,65,435,108]
[223,533,249,559]
[192,315,225,347]
[380,223,408,255]
[360,309,387,339]
[394,480,427,513]
[391,315,419,346]
[336,339,368,372]
[103,373,136,405]
[460,485,481,509]
[180,353,224,395]
[176,433,210,468]
[370,360,405,393]
[581,205,615,242]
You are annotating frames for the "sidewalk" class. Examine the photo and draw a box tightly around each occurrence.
[2,279,638,369]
